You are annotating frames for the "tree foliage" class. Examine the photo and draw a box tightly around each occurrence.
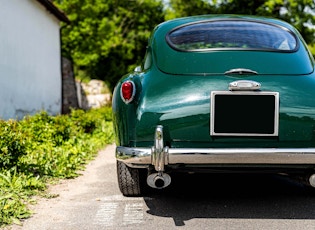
[53,0,315,90]
[53,0,165,89]
[257,0,315,44]
[167,0,315,44]
[164,0,215,20]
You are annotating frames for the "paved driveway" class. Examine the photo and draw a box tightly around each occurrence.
[9,144,315,230]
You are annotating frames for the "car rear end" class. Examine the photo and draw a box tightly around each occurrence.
[113,15,315,196]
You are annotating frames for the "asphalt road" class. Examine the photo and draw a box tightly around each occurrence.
[8,144,315,230]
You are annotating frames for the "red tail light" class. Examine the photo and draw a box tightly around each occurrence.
[120,81,135,103]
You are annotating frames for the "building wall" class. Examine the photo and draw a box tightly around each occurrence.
[0,0,62,119]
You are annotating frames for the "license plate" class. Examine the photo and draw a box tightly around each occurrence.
[210,91,279,136]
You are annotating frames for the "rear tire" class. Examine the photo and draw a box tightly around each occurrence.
[116,160,146,196]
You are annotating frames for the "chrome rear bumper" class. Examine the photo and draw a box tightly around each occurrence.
[116,126,315,169]
[116,146,315,167]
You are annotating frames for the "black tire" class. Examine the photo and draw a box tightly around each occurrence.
[116,160,146,196]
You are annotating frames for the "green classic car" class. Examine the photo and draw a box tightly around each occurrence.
[112,15,315,196]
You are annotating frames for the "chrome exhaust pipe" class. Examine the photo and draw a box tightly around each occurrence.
[147,173,171,189]
[309,174,315,188]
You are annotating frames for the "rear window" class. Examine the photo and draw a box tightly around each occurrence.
[166,20,297,52]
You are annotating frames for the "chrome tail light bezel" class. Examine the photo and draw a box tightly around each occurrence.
[120,80,136,104]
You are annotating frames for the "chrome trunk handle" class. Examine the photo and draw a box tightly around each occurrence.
[224,68,258,75]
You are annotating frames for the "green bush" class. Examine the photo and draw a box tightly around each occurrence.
[0,107,114,226]
[0,120,31,169]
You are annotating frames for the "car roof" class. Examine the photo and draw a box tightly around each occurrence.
[150,15,314,75]
[156,14,298,34]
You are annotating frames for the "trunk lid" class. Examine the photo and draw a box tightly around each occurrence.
[134,72,315,148]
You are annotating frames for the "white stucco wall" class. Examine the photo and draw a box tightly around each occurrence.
[0,0,62,119]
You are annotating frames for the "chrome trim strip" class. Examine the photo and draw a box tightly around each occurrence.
[225,69,258,76]
[116,146,315,167]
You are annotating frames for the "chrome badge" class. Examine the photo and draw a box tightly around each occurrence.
[228,80,261,91]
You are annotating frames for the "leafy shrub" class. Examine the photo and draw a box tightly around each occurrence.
[70,107,112,134]
[0,120,31,169]
[0,106,114,226]
[0,170,45,226]
[20,112,73,147]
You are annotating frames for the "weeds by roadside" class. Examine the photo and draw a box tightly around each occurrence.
[0,107,114,226]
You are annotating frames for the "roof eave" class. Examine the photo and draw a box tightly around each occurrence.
[36,0,70,23]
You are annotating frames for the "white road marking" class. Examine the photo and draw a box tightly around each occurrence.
[123,203,144,225]
[94,195,151,227]
[94,202,118,226]
[100,194,153,202]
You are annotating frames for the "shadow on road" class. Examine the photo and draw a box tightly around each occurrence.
[143,173,315,226]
